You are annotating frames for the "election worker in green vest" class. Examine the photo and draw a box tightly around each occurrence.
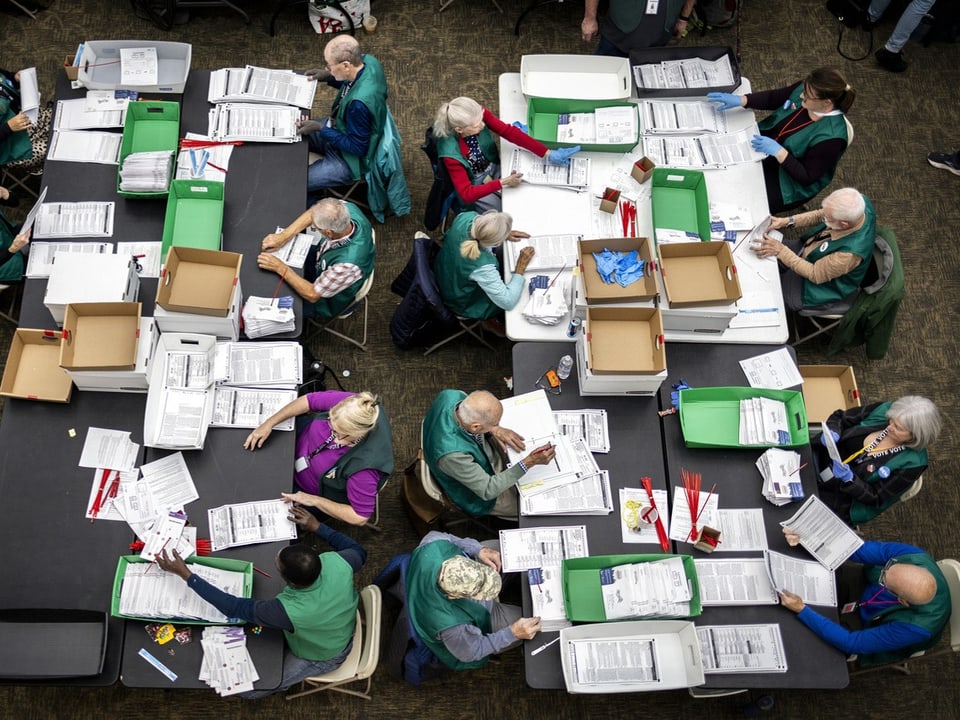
[423,389,556,519]
[582,0,697,56]
[815,396,940,526]
[406,531,541,670]
[434,210,534,321]
[779,534,951,668]
[751,187,875,313]
[709,68,855,213]
[259,198,374,320]
[0,190,29,283]
[296,34,388,193]
[156,505,364,698]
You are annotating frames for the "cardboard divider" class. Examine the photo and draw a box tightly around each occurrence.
[59,302,141,371]
[657,241,741,307]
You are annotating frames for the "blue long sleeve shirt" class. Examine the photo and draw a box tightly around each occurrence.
[184,524,366,632]
[317,72,374,159]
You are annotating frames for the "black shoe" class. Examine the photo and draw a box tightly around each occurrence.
[860,15,877,31]
[927,151,960,176]
[875,47,907,72]
[0,191,17,207]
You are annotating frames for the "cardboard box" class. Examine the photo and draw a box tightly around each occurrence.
[651,168,712,242]
[660,303,737,334]
[578,237,658,305]
[657,241,742,307]
[800,364,860,424]
[581,306,666,375]
[598,188,620,214]
[154,281,241,341]
[574,342,665,396]
[78,40,192,93]
[59,303,141,371]
[66,317,158,393]
[0,330,73,403]
[44,254,140,327]
[63,55,79,81]
[156,247,242,318]
[629,45,741,97]
[630,156,656,184]
[521,54,631,100]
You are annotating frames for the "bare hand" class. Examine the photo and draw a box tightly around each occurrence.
[514,246,536,275]
[524,443,556,468]
[507,230,531,242]
[244,421,273,450]
[155,549,191,581]
[510,616,542,640]
[779,589,805,613]
[477,546,502,573]
[581,17,599,41]
[6,112,30,133]
[768,216,790,231]
[10,228,30,253]
[492,426,526,453]
[0,187,9,201]
[262,232,287,251]
[288,504,321,533]
[783,528,801,547]
[500,171,523,189]
[752,235,783,259]
[257,252,287,274]
[282,491,318,509]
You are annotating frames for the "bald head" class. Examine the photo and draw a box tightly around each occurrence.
[886,563,937,606]
[457,391,503,434]
[324,35,363,67]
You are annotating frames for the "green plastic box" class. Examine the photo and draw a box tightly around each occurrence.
[111,555,253,625]
[678,386,810,449]
[526,97,639,153]
[161,179,224,262]
[117,101,180,199]
[651,168,711,242]
[561,553,701,622]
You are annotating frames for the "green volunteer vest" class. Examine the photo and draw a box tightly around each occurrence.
[311,406,394,506]
[757,84,849,206]
[422,389,496,516]
[799,196,875,308]
[332,54,387,180]
[434,212,500,320]
[277,551,358,661]
[312,203,375,319]
[437,128,499,209]
[0,210,25,283]
[406,539,493,671]
[847,402,928,525]
[608,0,685,32]
[0,100,32,165]
[860,552,951,666]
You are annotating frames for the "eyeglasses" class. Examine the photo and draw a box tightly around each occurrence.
[324,60,347,71]
[802,85,825,101]
[878,558,900,589]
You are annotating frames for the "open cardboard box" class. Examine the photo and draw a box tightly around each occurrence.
[59,302,141,371]
[0,330,73,403]
[578,237,658,304]
[657,241,741,307]
[156,246,241,317]
[582,306,665,375]
[66,317,158,394]
[800,365,860,424]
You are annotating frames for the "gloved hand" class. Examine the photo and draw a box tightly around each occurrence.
[707,92,742,111]
[546,145,581,165]
[819,429,841,447]
[511,121,529,134]
[832,460,854,483]
[752,135,785,157]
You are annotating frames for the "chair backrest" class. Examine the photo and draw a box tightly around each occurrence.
[349,229,377,305]
[843,116,855,147]
[413,236,457,324]
[421,125,458,231]
[860,230,896,295]
[935,558,960,652]
[356,584,383,679]
[898,475,923,503]
[419,422,446,503]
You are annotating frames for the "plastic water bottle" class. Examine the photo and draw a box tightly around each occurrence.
[557,355,573,380]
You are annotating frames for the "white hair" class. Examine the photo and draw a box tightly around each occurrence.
[822,187,865,224]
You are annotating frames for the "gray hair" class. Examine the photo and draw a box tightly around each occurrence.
[887,395,941,449]
[311,198,352,234]
[458,390,502,426]
[459,210,512,260]
[434,97,483,139]
[822,187,865,224]
[324,35,363,66]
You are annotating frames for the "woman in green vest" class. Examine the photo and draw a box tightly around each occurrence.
[709,67,855,213]
[816,396,940,526]
[0,192,29,283]
[434,210,535,321]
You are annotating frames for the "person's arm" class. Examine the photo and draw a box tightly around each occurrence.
[436,450,526,501]
[289,506,367,570]
[775,246,861,284]
[285,490,371,526]
[826,402,884,435]
[262,208,313,251]
[849,540,924,566]
[244,395,311,449]
[318,99,374,159]
[778,137,848,186]
[744,84,799,111]
[794,606,931,656]
[835,462,924,508]
[443,156,503,205]
[484,109,548,157]
[469,263,525,311]
[312,261,363,298]
[437,622,523,663]
[419,531,483,556]
[582,0,601,41]
[256,252,322,303]
[673,0,697,34]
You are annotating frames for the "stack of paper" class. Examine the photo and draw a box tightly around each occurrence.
[757,448,804,506]
[552,410,610,453]
[211,385,297,429]
[208,66,317,109]
[503,233,581,272]
[48,130,122,164]
[240,296,297,339]
[619,487,669,544]
[634,56,735,90]
[213,341,302,389]
[697,624,787,674]
[600,557,692,619]
[640,100,728,135]
[200,626,260,696]
[207,499,298,551]
[119,562,246,623]
[119,150,174,192]
[266,228,316,269]
[739,347,803,390]
[33,202,115,238]
[739,397,789,446]
[25,241,113,278]
[521,470,613,516]
[510,148,591,188]
[527,566,571,631]
[54,97,126,130]
[510,434,597,498]
[642,129,763,169]
[521,279,569,327]
[207,103,301,143]
[780,496,864,571]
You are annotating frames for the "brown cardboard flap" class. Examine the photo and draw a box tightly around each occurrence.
[658,241,742,307]
[157,247,242,317]
[800,365,860,423]
[585,306,666,375]
[60,303,141,371]
[578,237,658,304]
[1,330,73,403]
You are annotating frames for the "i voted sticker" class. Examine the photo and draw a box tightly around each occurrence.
[819,241,830,252]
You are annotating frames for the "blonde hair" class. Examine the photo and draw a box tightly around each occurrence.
[329,391,380,440]
[459,210,513,260]
[434,96,483,138]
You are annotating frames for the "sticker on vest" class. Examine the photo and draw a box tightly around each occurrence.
[295,456,309,473]
[878,465,891,478]
[819,241,829,252]
[325,467,337,480]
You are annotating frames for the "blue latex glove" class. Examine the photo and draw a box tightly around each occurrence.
[707,92,742,111]
[832,460,854,483]
[546,145,581,165]
[511,121,529,134]
[819,429,841,447]
[751,135,785,157]
[615,251,645,287]
[592,249,619,284]
[671,379,690,410]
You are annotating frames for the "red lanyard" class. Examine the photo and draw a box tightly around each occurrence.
[859,585,901,609]
[775,110,815,142]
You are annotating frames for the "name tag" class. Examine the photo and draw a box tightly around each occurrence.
[295,456,309,472]
[646,0,660,14]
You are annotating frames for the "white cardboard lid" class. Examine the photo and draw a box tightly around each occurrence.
[521,55,632,100]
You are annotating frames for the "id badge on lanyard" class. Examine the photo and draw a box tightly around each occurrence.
[646,0,660,14]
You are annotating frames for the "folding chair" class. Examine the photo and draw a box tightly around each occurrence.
[362,476,387,533]
[0,161,43,201]
[420,126,460,232]
[0,283,23,326]
[307,151,370,211]
[287,584,382,700]
[897,475,923,504]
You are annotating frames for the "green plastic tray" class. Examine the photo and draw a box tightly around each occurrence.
[678,386,810,449]
[117,101,180,199]
[111,554,253,625]
[561,553,701,622]
[526,96,639,153]
[161,179,224,262]
[651,168,711,242]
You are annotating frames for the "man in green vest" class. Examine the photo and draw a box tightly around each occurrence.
[259,198,374,320]
[779,536,951,668]
[423,389,556,519]
[156,505,364,698]
[752,187,876,313]
[297,35,388,194]
[581,0,697,56]
[406,531,541,670]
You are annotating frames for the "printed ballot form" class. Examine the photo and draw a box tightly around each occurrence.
[697,624,788,673]
[207,499,298,551]
[781,496,864,571]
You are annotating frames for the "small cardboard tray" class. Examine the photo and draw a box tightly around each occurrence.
[160,179,224,262]
[60,302,141,371]
[658,241,741,307]
[156,246,241,317]
[800,364,860,424]
[577,237,658,304]
[582,306,666,375]
[0,329,73,403]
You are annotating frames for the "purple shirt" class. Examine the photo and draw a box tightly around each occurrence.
[294,390,381,518]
